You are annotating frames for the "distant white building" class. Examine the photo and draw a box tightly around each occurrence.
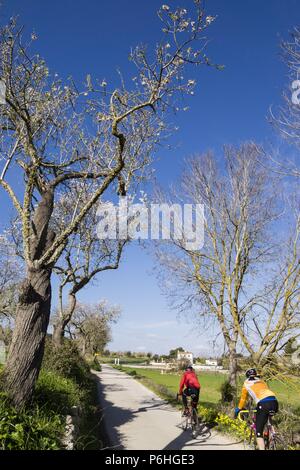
[177,350,193,364]
[205,359,218,366]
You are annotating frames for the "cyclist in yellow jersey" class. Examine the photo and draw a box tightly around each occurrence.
[235,368,279,450]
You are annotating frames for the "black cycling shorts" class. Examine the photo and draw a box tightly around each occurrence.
[255,399,279,437]
[182,387,200,406]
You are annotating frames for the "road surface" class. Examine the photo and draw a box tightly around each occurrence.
[94,364,246,450]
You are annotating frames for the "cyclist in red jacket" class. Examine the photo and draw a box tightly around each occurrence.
[178,365,201,415]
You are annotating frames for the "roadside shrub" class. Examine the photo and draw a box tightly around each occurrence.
[215,412,251,440]
[220,380,236,403]
[128,370,137,377]
[35,369,83,414]
[89,356,102,372]
[273,405,300,448]
[42,339,90,386]
[0,341,100,450]
[0,394,63,450]
[198,405,218,425]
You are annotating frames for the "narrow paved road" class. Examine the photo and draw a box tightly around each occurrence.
[94,365,245,450]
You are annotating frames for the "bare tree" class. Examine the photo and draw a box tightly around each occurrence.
[235,204,300,378]
[66,301,120,356]
[156,143,280,388]
[0,4,218,405]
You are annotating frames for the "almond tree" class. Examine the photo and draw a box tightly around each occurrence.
[65,301,120,356]
[52,184,126,346]
[0,3,218,406]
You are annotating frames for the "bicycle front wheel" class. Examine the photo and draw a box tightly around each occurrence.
[191,408,199,438]
[249,428,257,450]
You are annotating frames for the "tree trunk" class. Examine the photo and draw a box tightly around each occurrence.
[2,266,52,407]
[52,293,77,347]
[52,320,65,346]
[228,350,238,389]
[2,188,55,407]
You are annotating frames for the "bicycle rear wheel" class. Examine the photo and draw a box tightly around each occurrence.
[269,433,286,450]
[180,408,189,431]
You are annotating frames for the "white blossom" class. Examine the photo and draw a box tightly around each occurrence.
[180,20,189,29]
[206,16,215,25]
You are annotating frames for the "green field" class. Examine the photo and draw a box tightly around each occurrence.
[121,367,300,409]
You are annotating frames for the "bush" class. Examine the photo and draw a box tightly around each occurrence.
[220,380,236,403]
[88,356,102,372]
[42,339,90,386]
[272,405,300,448]
[35,370,83,414]
[0,340,102,450]
[215,412,251,440]
[0,393,63,450]
[198,405,218,424]
[128,370,137,377]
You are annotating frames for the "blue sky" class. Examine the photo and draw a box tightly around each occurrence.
[1,1,300,356]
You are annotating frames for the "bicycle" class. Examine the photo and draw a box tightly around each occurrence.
[177,393,199,438]
[238,409,285,450]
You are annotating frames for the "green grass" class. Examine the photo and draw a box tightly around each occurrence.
[121,367,300,409]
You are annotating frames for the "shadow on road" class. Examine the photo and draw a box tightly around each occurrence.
[95,372,137,449]
[162,420,212,450]
[163,423,242,450]
[137,399,174,413]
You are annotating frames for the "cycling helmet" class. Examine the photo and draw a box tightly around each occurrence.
[245,368,257,378]
[186,365,193,371]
